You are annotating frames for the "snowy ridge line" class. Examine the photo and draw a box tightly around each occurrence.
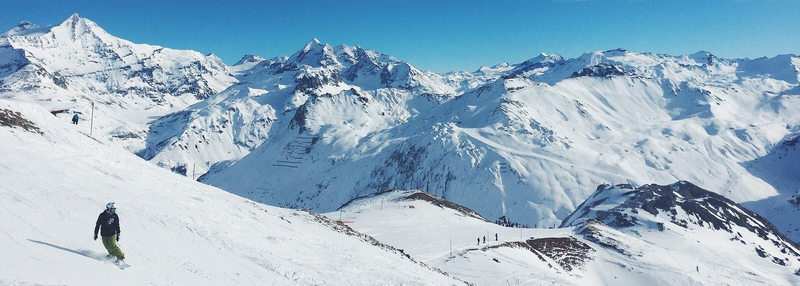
[401,192,488,221]
[336,188,400,211]
[287,206,474,285]
[336,189,488,222]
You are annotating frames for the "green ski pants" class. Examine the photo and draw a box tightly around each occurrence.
[101,235,125,260]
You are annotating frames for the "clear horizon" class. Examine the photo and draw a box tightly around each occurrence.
[2,0,798,73]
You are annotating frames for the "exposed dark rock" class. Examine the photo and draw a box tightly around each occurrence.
[526,237,594,271]
[0,109,43,135]
[295,70,343,93]
[790,195,800,209]
[488,241,548,262]
[289,103,309,133]
[562,181,800,264]
[570,63,628,78]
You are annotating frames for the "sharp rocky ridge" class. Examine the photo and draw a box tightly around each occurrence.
[2,15,800,244]
[557,181,800,279]
[562,182,799,258]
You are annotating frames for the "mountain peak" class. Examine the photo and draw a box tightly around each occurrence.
[602,48,629,56]
[562,182,799,249]
[2,21,38,38]
[60,13,92,28]
[302,38,324,52]
[54,13,105,39]
[234,54,266,66]
[15,21,34,29]
[289,38,339,67]
[689,51,717,65]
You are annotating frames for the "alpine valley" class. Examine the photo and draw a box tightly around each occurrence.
[2,14,800,285]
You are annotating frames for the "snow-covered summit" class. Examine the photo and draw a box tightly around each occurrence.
[288,38,340,68]
[234,53,266,66]
[3,13,236,100]
[0,14,238,152]
[0,21,40,39]
[138,38,462,177]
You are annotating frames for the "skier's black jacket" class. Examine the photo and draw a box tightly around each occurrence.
[94,210,121,237]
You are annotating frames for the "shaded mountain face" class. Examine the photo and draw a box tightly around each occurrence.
[562,182,800,267]
[739,134,800,244]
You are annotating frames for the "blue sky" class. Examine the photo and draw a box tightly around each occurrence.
[1,0,798,73]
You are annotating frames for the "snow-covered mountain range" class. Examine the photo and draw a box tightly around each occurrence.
[4,98,798,284]
[0,14,236,152]
[2,14,799,250]
[197,37,800,244]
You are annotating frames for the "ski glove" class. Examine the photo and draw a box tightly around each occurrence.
[116,235,120,242]
[94,235,97,241]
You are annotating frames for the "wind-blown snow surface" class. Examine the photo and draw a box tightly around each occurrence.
[330,188,800,285]
[0,100,464,285]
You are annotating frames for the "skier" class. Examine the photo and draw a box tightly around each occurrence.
[71,114,79,124]
[495,233,498,241]
[94,202,125,261]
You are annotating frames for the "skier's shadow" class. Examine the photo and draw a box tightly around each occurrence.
[27,239,102,261]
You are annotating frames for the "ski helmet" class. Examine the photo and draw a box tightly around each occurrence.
[106,202,115,210]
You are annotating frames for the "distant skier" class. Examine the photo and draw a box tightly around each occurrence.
[71,114,79,125]
[94,202,125,261]
[495,233,498,241]
[483,236,486,244]
[477,238,480,245]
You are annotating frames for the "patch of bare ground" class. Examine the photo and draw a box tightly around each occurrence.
[488,241,548,263]
[0,109,43,135]
[526,237,594,272]
[487,237,594,272]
